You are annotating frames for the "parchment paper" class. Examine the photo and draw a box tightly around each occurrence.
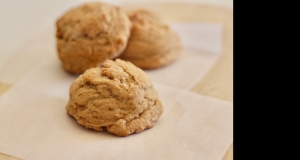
[0,23,232,160]
[0,82,232,160]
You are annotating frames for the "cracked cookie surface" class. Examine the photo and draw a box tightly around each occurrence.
[56,2,131,74]
[119,10,181,69]
[66,59,163,136]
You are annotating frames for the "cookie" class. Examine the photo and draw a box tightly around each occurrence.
[66,59,163,136]
[119,10,181,69]
[56,2,131,74]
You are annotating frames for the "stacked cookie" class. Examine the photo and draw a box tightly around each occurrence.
[56,2,181,74]
[57,2,175,136]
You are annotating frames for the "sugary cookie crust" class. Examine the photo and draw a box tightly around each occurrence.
[56,2,131,74]
[119,10,181,69]
[66,59,163,136]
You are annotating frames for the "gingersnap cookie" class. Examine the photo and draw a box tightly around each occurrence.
[56,2,131,74]
[66,59,163,136]
[118,9,181,69]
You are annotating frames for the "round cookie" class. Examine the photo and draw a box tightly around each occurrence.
[66,59,163,136]
[119,10,181,69]
[56,2,131,74]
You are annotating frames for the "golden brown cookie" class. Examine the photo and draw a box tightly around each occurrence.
[66,59,163,136]
[56,2,131,74]
[119,10,182,69]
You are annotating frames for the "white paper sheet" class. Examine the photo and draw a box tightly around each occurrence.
[170,23,222,54]
[0,23,232,160]
[0,82,232,160]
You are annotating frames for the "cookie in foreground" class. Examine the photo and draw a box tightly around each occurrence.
[66,59,163,136]
[119,9,182,69]
[56,2,131,74]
